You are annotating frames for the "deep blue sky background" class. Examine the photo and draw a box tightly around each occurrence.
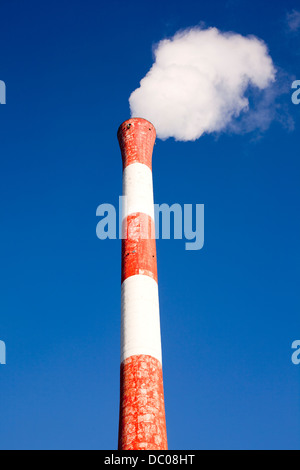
[0,0,299,450]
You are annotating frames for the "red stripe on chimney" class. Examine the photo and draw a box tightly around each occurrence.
[118,355,168,451]
[122,213,157,283]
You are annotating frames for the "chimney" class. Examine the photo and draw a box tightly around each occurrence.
[117,118,168,450]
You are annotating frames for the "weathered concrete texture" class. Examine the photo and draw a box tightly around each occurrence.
[122,213,157,283]
[118,355,168,451]
[118,118,156,170]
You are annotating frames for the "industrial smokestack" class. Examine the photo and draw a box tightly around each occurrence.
[118,118,168,451]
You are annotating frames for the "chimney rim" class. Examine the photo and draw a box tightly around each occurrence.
[117,117,156,137]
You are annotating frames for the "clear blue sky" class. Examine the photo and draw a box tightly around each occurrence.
[0,0,299,450]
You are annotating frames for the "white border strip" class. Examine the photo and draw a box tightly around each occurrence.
[121,275,162,364]
[122,163,155,221]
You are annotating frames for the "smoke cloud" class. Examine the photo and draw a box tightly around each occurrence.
[129,27,277,141]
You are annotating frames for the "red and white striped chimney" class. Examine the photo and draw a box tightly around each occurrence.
[118,118,168,451]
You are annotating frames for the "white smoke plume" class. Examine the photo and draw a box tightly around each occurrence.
[129,27,277,141]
